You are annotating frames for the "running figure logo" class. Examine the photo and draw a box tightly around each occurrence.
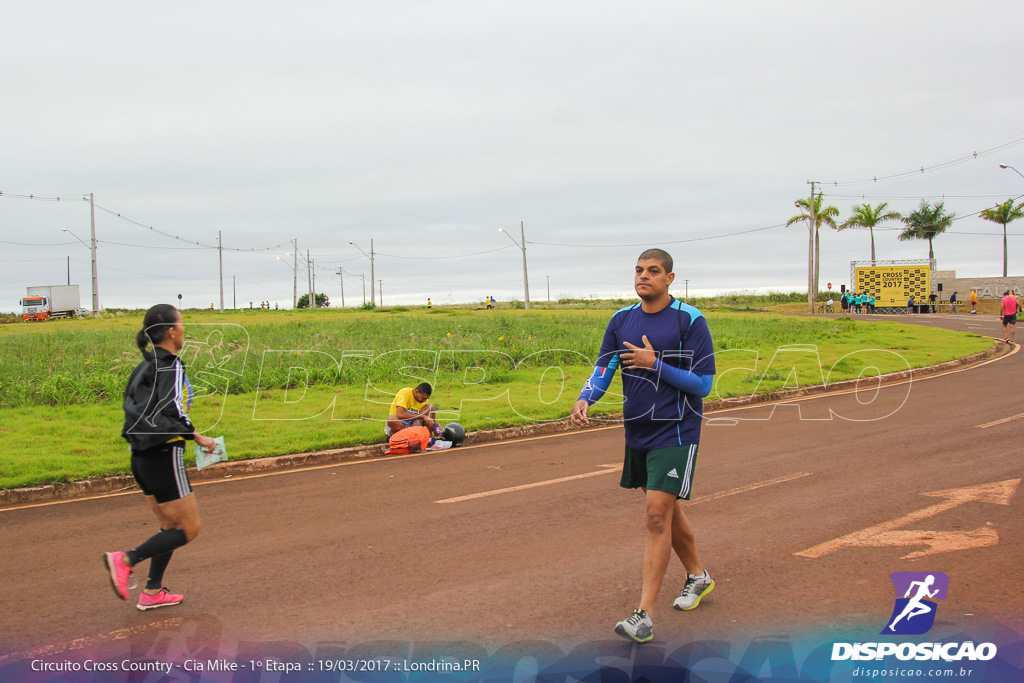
[881,572,949,635]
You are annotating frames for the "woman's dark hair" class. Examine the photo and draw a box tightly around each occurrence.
[136,304,180,382]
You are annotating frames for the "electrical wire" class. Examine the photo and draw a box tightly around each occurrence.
[374,245,517,260]
[529,222,788,248]
[824,193,1019,201]
[93,202,291,252]
[818,132,1024,187]
[0,192,88,202]
[0,239,80,246]
[97,239,207,250]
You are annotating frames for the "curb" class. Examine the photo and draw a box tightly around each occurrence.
[0,342,1009,508]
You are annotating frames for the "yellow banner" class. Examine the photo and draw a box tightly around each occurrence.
[854,265,931,306]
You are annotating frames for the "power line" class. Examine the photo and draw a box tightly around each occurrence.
[0,192,88,202]
[0,239,80,246]
[97,239,207,250]
[530,222,788,248]
[818,132,1024,187]
[93,202,290,252]
[374,245,517,260]
[825,193,1017,201]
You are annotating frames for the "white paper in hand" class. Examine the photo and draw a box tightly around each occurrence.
[195,436,228,470]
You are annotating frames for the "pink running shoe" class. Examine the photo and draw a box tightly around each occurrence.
[103,551,133,600]
[136,588,184,611]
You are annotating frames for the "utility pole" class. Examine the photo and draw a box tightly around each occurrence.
[312,257,316,307]
[335,268,345,308]
[361,274,366,304]
[349,240,376,306]
[546,275,550,302]
[807,181,816,314]
[307,249,312,308]
[218,231,224,312]
[378,279,382,306]
[89,192,100,314]
[67,256,70,285]
[520,221,530,309]
[292,239,298,309]
[685,279,689,299]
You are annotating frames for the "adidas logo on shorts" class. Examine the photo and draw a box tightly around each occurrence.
[667,468,679,479]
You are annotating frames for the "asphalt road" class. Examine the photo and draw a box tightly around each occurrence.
[0,312,1020,664]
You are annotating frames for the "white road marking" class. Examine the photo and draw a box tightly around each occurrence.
[437,469,812,505]
[436,464,621,503]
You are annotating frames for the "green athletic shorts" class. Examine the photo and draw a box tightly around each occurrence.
[621,444,699,500]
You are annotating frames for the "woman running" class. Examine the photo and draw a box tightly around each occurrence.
[103,304,216,610]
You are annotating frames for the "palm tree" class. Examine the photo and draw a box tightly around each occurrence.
[979,198,1024,277]
[788,192,840,301]
[840,202,904,263]
[898,200,954,260]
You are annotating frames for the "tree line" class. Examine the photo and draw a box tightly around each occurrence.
[787,195,1023,300]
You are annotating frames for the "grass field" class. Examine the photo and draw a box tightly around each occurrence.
[0,301,993,489]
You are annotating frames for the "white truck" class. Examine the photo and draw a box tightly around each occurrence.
[20,285,82,321]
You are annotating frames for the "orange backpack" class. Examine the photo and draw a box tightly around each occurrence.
[385,426,431,455]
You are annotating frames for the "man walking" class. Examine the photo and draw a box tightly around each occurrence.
[570,249,717,644]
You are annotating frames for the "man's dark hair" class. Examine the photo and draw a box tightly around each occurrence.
[415,382,433,396]
[638,248,673,274]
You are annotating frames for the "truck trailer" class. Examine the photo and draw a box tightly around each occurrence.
[20,285,82,321]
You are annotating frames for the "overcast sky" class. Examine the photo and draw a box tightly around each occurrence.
[2,1,1023,312]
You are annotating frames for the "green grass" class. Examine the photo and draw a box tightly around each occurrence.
[0,305,993,489]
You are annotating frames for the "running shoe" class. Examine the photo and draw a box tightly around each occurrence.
[614,608,653,643]
[136,588,184,611]
[103,551,133,601]
[673,572,714,610]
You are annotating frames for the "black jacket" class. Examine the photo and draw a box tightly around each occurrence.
[122,347,195,451]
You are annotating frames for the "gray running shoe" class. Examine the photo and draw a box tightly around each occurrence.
[614,608,653,643]
[673,572,714,610]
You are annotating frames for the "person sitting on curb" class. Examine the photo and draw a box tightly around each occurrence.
[385,382,439,438]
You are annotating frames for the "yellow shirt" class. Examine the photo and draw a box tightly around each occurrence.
[389,387,426,417]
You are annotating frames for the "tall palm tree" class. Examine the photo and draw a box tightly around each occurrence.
[979,198,1024,277]
[898,200,954,260]
[788,192,839,299]
[840,202,904,263]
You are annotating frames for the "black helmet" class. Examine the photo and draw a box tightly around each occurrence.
[441,422,466,446]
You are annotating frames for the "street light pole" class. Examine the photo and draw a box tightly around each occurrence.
[292,239,298,309]
[89,193,99,313]
[498,222,531,309]
[997,165,1024,278]
[218,230,224,312]
[336,268,345,308]
[520,221,530,309]
[349,241,376,306]
[999,164,1024,180]
[62,223,99,314]
[807,181,816,315]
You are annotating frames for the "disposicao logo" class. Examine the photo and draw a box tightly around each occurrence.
[831,571,998,663]
[881,571,948,635]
